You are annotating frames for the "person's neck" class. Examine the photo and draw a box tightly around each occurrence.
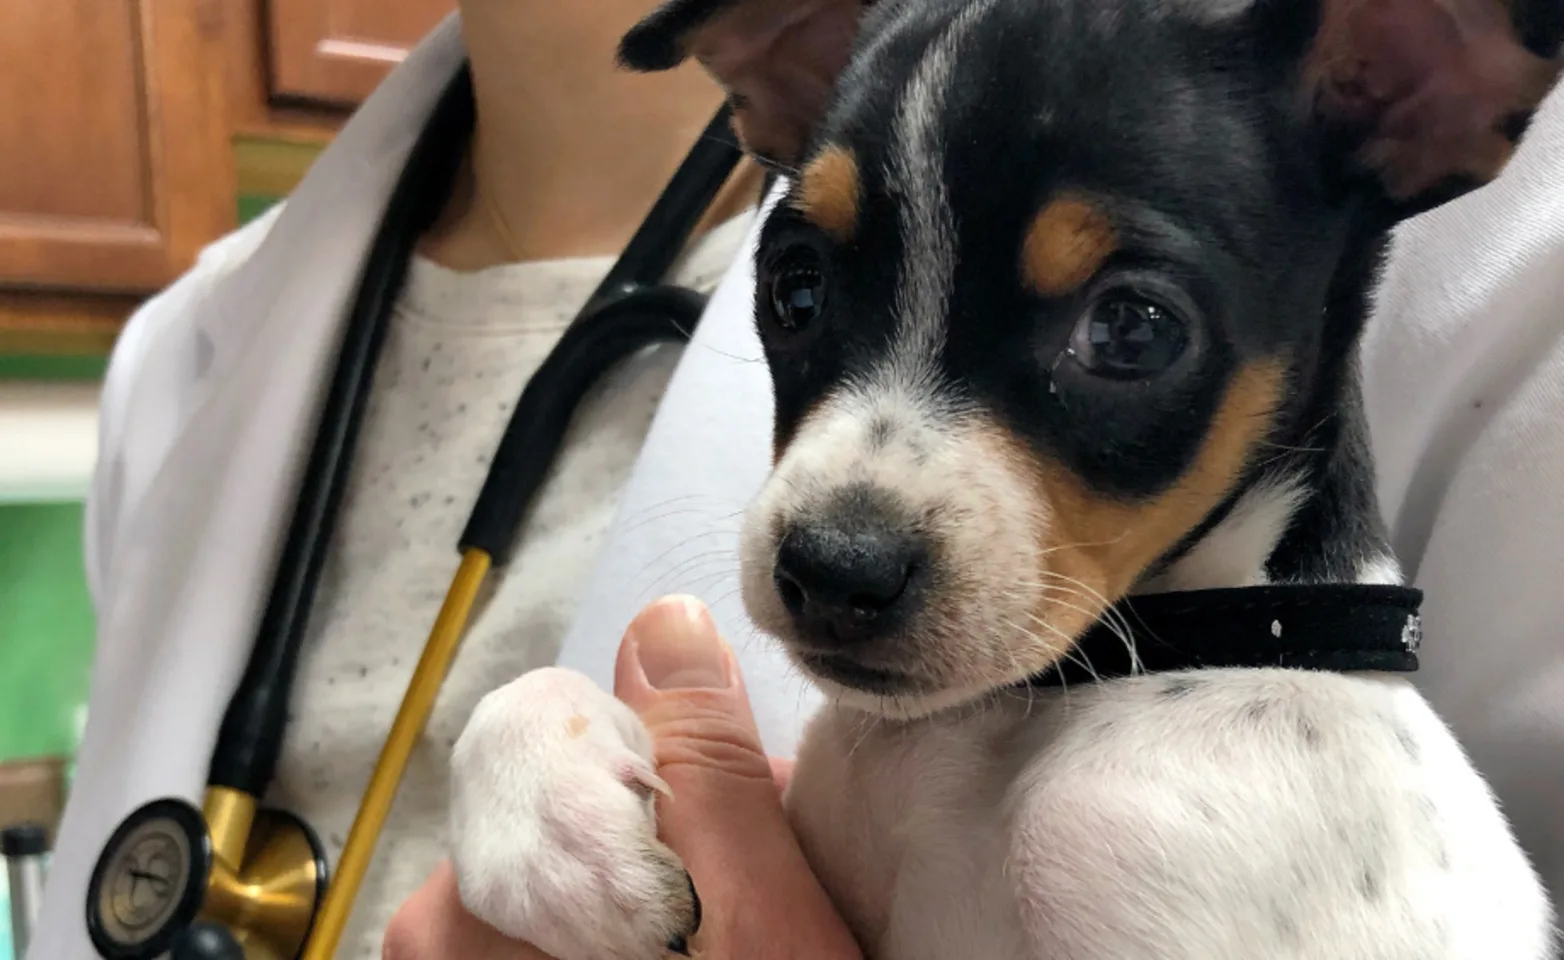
[420,0,764,271]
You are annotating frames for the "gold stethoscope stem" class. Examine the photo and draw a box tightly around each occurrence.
[299,547,493,960]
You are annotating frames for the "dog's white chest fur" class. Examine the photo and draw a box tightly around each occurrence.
[785,669,1555,960]
[786,701,1033,958]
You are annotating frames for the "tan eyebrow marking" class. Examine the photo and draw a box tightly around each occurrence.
[1021,195,1119,296]
[795,144,862,242]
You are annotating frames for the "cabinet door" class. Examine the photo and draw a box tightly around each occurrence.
[268,0,455,108]
[0,0,234,295]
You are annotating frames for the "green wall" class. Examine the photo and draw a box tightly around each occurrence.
[0,355,103,769]
[0,502,93,764]
[0,494,93,960]
[0,500,90,960]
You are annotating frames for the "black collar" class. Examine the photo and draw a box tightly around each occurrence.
[1024,583,1422,688]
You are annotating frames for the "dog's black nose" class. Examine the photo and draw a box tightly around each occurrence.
[773,511,922,643]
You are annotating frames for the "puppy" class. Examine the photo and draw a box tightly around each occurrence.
[448,0,1564,957]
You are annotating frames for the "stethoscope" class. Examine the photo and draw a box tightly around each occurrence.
[81,60,748,960]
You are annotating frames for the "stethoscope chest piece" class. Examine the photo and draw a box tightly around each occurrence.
[87,793,328,960]
[88,798,210,959]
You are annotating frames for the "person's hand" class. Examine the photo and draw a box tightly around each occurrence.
[383,595,863,960]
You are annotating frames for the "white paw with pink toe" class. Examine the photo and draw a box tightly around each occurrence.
[448,665,699,960]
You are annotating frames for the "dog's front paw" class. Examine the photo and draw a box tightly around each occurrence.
[449,667,699,960]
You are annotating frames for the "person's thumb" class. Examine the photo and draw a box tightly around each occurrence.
[613,597,859,958]
[613,594,776,799]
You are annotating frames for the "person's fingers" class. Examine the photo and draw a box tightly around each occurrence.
[382,860,556,960]
[614,596,861,958]
[770,755,796,795]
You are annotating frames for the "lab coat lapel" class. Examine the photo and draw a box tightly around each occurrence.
[32,17,467,960]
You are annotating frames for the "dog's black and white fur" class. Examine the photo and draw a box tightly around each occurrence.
[446,0,1564,956]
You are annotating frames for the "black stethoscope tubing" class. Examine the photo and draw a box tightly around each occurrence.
[208,60,745,805]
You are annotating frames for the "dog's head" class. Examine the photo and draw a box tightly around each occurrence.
[624,0,1563,716]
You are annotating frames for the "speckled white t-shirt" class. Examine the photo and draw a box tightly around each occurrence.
[264,210,755,959]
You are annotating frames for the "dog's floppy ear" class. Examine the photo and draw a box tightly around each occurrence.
[1267,0,1563,217]
[620,0,869,167]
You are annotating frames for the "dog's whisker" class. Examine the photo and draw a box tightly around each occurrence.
[997,616,1049,694]
[1025,575,1143,677]
[616,494,746,528]
[998,615,1088,709]
[616,509,745,540]
[845,706,883,762]
[622,492,747,515]
[1030,531,1133,559]
[1252,439,1327,455]
[1024,613,1106,685]
[705,584,745,611]
[663,314,765,364]
[663,573,743,608]
[632,536,737,580]
[634,552,740,601]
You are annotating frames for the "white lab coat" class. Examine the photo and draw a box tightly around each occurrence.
[28,11,1563,958]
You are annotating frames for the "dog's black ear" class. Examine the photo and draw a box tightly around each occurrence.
[620,0,869,167]
[1262,0,1563,218]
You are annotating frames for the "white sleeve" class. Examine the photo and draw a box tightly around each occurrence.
[83,203,287,609]
[1362,88,1564,907]
[555,186,824,758]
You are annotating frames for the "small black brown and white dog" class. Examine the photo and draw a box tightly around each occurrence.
[446,0,1564,957]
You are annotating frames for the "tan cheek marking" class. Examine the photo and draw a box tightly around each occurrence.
[1021,196,1118,297]
[567,714,590,738]
[960,425,1080,663]
[1022,361,1287,637]
[793,145,861,242]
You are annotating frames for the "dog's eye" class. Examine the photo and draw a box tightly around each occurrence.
[767,247,828,333]
[1067,294,1188,379]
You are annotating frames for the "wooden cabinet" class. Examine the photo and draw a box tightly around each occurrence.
[0,0,234,296]
[268,0,456,107]
[0,0,454,355]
